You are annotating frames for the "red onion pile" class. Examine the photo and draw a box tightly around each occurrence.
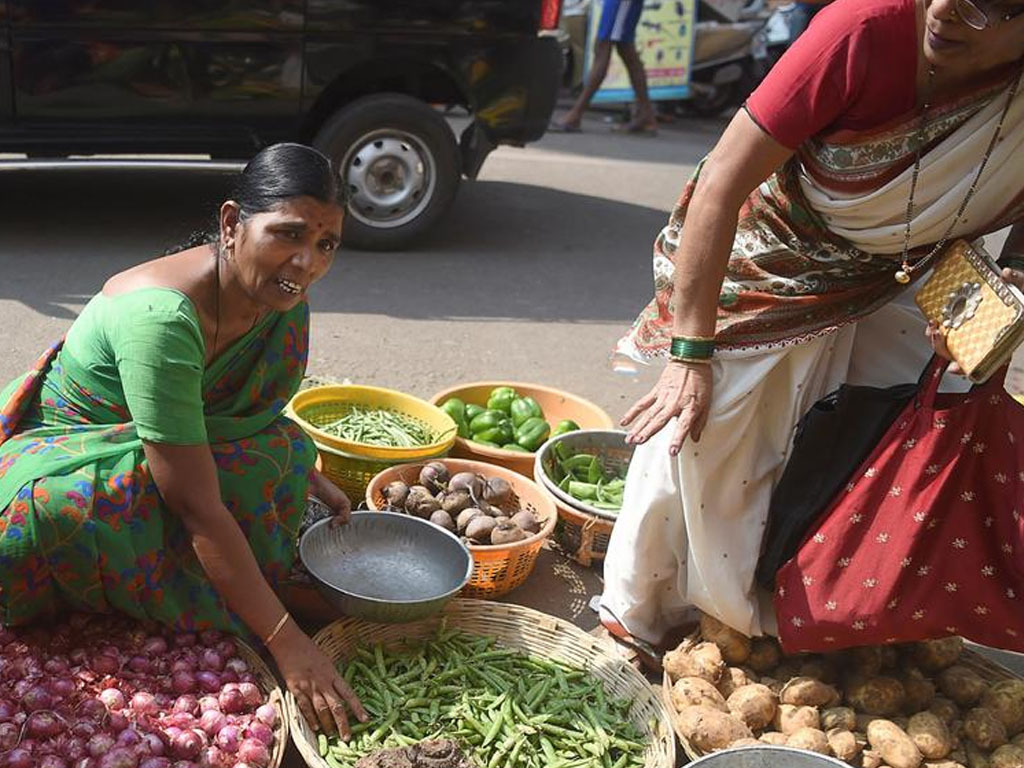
[0,615,279,768]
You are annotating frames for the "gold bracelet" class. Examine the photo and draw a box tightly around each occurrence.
[263,611,291,646]
[669,355,712,365]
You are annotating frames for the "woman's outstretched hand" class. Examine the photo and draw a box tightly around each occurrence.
[270,619,368,738]
[310,468,352,525]
[927,266,1024,374]
[621,361,713,455]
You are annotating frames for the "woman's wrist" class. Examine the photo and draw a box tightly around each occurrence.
[669,333,716,364]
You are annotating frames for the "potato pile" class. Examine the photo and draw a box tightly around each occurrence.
[665,614,1024,768]
[381,462,543,546]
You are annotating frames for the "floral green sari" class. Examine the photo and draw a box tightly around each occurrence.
[0,295,316,637]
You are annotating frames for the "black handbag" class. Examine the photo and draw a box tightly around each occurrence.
[754,379,919,590]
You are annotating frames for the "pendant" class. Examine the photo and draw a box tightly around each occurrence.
[895,269,911,284]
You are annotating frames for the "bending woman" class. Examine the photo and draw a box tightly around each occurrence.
[603,0,1024,643]
[0,143,366,736]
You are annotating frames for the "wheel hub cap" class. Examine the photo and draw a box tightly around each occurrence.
[344,132,435,229]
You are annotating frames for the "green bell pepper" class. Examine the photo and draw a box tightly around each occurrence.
[439,397,470,438]
[501,443,531,453]
[465,403,485,421]
[514,416,551,452]
[551,419,581,438]
[472,438,502,449]
[486,386,517,415]
[474,419,514,446]
[509,396,543,428]
[469,409,505,435]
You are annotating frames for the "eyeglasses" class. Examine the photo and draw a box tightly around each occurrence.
[955,0,1024,29]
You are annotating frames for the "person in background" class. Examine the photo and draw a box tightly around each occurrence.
[550,0,659,134]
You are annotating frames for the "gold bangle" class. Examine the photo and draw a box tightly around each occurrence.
[263,611,291,646]
[669,356,712,365]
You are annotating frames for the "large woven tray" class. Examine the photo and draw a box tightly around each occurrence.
[236,637,290,768]
[663,645,1023,762]
[287,599,676,768]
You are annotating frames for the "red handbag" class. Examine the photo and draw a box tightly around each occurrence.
[774,358,1024,654]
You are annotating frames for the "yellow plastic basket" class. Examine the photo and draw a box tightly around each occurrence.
[287,385,457,460]
[288,385,458,503]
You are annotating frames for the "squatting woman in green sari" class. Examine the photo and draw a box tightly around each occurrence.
[0,143,367,737]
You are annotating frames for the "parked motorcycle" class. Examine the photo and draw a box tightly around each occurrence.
[678,0,777,117]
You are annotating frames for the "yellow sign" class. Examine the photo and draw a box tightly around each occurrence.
[588,0,696,103]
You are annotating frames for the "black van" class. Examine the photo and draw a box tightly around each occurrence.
[0,1,563,249]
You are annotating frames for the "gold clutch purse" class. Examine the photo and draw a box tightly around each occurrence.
[914,239,1024,384]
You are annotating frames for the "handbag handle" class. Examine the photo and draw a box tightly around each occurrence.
[916,355,1012,410]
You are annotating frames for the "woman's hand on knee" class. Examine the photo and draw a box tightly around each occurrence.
[621,361,713,454]
[269,621,368,739]
[310,468,352,525]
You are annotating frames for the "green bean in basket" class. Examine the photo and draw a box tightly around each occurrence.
[320,406,447,447]
[319,623,650,768]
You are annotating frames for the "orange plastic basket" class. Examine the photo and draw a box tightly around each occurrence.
[365,458,557,598]
[428,381,614,477]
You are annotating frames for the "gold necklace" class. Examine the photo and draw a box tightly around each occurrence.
[894,65,1022,284]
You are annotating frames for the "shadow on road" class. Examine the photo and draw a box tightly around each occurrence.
[0,170,666,325]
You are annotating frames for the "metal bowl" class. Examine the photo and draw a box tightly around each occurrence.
[689,746,850,768]
[298,511,473,624]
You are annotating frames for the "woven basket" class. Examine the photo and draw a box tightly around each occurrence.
[235,638,290,768]
[533,430,633,566]
[664,645,1023,762]
[287,599,676,768]
[365,459,557,598]
[429,381,614,477]
[288,385,456,502]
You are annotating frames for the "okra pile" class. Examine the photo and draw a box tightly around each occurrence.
[317,625,651,768]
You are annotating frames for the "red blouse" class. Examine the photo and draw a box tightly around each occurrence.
[745,0,918,149]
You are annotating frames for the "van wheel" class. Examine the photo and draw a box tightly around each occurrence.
[313,93,461,251]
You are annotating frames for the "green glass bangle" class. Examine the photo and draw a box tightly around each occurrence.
[670,335,715,360]
[999,255,1024,272]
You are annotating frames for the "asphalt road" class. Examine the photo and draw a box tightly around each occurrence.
[0,112,731,423]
